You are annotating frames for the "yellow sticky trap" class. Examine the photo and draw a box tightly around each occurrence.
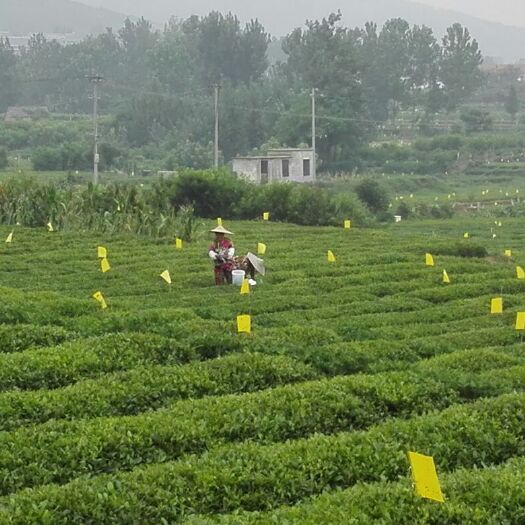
[47,222,54,232]
[257,243,267,256]
[505,250,512,257]
[425,253,434,267]
[464,232,469,239]
[344,220,352,229]
[175,238,183,250]
[237,315,251,334]
[100,258,111,273]
[442,270,450,284]
[263,212,270,221]
[516,312,525,331]
[240,279,250,295]
[217,218,222,226]
[92,291,108,310]
[327,250,336,263]
[5,232,13,244]
[407,451,445,503]
[491,298,503,314]
[160,270,172,285]
[517,266,525,280]
[97,246,107,259]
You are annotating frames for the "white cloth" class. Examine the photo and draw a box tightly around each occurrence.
[209,248,235,260]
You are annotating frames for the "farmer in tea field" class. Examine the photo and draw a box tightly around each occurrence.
[208,226,235,285]
[235,252,266,282]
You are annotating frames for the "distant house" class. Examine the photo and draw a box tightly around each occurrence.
[232,148,315,184]
[4,106,50,122]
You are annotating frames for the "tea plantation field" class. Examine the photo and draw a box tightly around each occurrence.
[0,217,523,523]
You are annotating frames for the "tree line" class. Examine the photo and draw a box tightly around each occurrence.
[0,12,483,167]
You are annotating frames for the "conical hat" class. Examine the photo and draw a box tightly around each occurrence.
[210,225,234,235]
[246,252,265,276]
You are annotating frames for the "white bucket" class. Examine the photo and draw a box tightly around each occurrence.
[232,270,245,286]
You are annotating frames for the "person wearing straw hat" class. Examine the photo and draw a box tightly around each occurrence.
[235,252,266,283]
[209,225,235,285]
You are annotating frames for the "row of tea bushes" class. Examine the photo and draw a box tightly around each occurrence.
[0,365,524,495]
[0,353,317,431]
[1,393,523,523]
[188,457,525,524]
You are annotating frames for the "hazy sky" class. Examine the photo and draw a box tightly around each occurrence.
[82,0,525,29]
[415,0,525,27]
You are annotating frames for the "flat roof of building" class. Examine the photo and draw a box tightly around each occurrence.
[234,155,292,160]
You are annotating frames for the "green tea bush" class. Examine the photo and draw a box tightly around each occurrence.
[0,364,523,496]
[2,394,523,522]
[0,333,195,391]
[0,353,317,431]
[190,457,525,524]
[431,242,488,258]
[0,324,70,353]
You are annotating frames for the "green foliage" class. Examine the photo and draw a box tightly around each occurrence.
[0,216,521,521]
[0,147,7,170]
[355,178,390,213]
[0,13,487,169]
[505,84,519,119]
[460,109,494,134]
[189,457,525,524]
[2,393,524,521]
[431,242,488,258]
[440,23,483,110]
[0,353,316,432]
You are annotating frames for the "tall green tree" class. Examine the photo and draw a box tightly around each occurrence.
[440,23,483,110]
[0,38,19,111]
[183,12,269,85]
[408,25,441,111]
[281,12,366,161]
[504,84,519,121]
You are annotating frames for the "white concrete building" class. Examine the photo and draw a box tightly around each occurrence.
[232,148,315,184]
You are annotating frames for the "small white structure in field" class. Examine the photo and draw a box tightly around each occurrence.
[394,215,402,223]
[232,148,315,185]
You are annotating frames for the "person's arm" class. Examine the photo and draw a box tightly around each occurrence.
[209,250,217,260]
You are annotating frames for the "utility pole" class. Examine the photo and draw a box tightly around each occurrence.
[214,83,220,169]
[87,74,104,185]
[311,88,317,180]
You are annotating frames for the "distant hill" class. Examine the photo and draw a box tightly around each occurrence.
[79,0,525,62]
[0,0,128,36]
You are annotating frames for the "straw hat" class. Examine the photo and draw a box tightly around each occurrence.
[210,225,234,235]
[246,252,265,276]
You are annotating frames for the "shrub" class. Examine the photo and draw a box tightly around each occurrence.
[355,179,389,214]
[0,147,7,170]
[2,393,523,522]
[432,242,488,258]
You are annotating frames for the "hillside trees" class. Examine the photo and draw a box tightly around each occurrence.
[281,12,367,162]
[0,12,486,166]
[440,23,483,110]
[505,84,519,121]
[0,38,18,112]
